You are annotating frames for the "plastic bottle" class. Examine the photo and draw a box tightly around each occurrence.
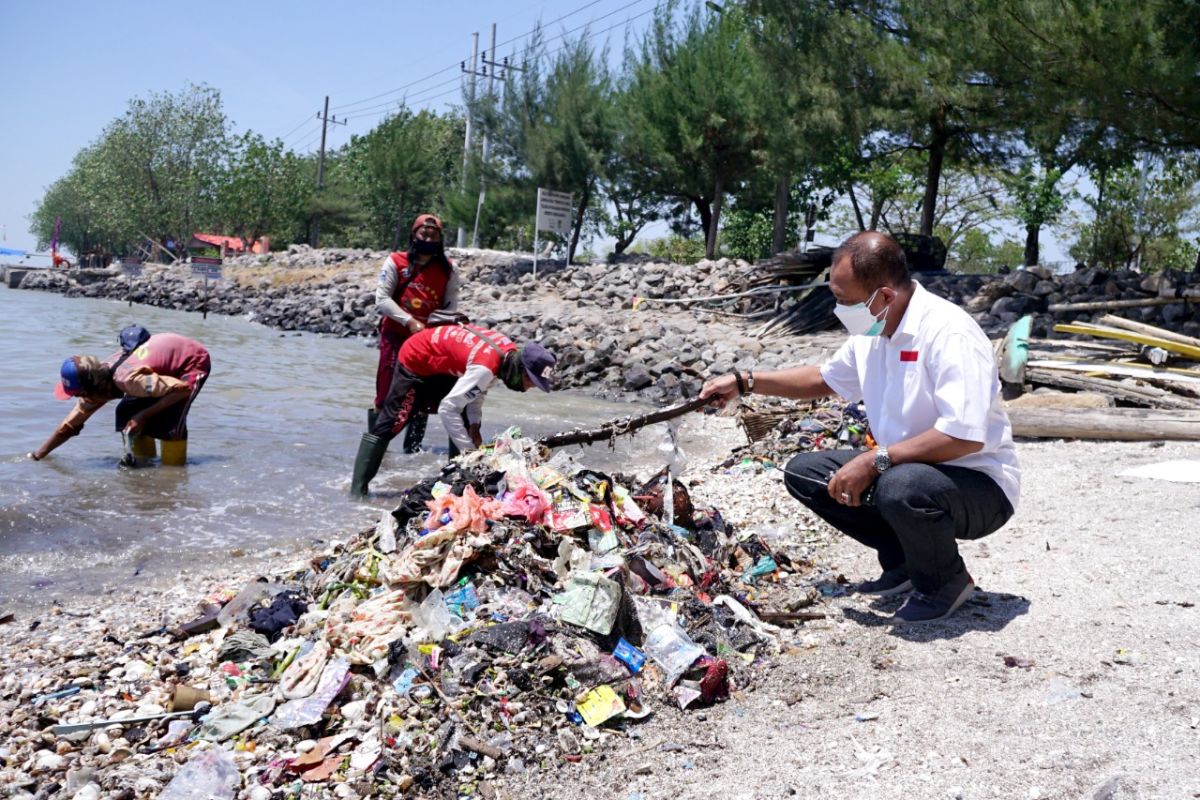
[157,748,239,800]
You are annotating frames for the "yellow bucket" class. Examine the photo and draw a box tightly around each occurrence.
[160,439,188,466]
[130,436,157,459]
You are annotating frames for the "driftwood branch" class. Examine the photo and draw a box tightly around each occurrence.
[540,394,715,449]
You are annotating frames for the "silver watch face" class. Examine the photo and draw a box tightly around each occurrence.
[874,450,890,471]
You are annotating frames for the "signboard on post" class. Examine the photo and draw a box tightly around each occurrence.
[190,256,223,319]
[190,256,223,280]
[533,187,573,278]
[120,257,142,307]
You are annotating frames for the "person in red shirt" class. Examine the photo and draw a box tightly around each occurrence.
[29,332,211,461]
[349,324,556,497]
[373,213,461,453]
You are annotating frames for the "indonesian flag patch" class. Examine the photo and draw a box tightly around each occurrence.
[900,350,919,362]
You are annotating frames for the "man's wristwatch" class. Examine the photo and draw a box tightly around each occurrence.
[873,446,891,473]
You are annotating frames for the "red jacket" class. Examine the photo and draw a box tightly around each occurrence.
[380,253,453,335]
[399,325,516,377]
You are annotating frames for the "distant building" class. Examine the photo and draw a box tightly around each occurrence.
[189,233,270,257]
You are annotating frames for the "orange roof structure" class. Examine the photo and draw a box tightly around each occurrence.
[190,233,269,254]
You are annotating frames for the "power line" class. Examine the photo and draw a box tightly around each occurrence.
[329,0,637,114]
[277,114,317,143]
[492,0,609,50]
[335,3,661,128]
[330,64,460,113]
[340,73,465,120]
[285,119,322,147]
[540,2,659,59]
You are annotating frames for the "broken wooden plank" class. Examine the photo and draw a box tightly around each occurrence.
[1026,359,1200,385]
[1008,407,1200,441]
[1046,297,1177,313]
[1025,367,1200,410]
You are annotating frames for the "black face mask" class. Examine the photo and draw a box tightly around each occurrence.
[412,239,441,255]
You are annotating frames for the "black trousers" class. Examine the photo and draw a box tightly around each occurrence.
[370,363,456,444]
[783,450,1013,593]
[114,375,208,440]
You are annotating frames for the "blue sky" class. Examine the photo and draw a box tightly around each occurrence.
[0,0,659,253]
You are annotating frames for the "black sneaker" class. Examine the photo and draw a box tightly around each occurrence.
[855,567,912,597]
[893,570,975,624]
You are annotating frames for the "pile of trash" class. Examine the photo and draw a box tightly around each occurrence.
[9,431,821,799]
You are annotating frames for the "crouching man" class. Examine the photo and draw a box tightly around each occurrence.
[701,232,1020,624]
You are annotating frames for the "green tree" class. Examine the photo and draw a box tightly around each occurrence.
[983,0,1200,152]
[215,132,313,246]
[524,37,616,263]
[623,2,768,258]
[1068,155,1200,271]
[341,107,462,249]
[100,84,231,252]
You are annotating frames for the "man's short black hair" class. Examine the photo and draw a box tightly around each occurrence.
[834,232,909,288]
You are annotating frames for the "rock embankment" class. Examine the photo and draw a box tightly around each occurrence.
[17,247,1200,402]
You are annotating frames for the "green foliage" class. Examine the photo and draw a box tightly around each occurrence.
[33,84,230,256]
[632,235,707,265]
[946,228,1024,274]
[214,132,313,245]
[720,207,775,262]
[1068,156,1200,271]
[32,1,1200,271]
[340,108,462,249]
[622,2,769,257]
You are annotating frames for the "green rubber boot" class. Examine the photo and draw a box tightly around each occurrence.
[350,433,389,498]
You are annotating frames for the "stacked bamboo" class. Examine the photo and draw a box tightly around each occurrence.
[1002,314,1200,441]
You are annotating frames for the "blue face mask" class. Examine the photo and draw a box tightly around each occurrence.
[833,288,889,337]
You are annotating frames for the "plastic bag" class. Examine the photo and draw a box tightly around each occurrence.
[553,572,622,635]
[272,658,350,729]
[158,748,239,800]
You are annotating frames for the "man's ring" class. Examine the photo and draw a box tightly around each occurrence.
[840,492,850,501]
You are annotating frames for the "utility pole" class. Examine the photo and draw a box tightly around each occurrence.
[468,25,496,248]
[473,35,524,248]
[458,32,480,249]
[313,96,346,248]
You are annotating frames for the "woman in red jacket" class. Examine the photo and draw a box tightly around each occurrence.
[372,213,461,453]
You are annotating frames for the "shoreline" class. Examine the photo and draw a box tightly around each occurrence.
[16,246,1200,407]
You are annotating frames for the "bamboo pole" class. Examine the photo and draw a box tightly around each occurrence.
[1097,314,1200,350]
[1046,297,1176,312]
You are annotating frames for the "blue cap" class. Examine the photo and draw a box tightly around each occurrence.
[56,357,82,399]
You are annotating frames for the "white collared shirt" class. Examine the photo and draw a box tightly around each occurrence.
[820,281,1021,510]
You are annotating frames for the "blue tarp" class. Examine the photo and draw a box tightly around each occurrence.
[0,246,27,256]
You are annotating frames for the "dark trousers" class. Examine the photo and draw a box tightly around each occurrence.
[114,375,208,441]
[783,450,1013,593]
[371,362,456,445]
